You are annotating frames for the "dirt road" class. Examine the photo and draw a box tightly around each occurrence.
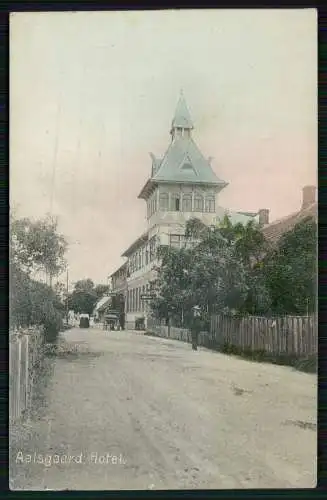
[10,327,317,490]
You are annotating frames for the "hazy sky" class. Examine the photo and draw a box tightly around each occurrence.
[10,9,317,285]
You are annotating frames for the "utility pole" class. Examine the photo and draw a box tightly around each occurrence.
[66,267,69,323]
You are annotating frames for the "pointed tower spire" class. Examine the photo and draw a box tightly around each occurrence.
[170,91,194,140]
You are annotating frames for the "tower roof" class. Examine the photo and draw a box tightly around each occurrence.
[152,136,227,187]
[171,92,194,130]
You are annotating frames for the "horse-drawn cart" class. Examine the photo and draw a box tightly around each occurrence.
[103,313,119,331]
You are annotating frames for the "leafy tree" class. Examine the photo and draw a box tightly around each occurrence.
[74,279,95,293]
[10,214,67,338]
[94,284,109,299]
[262,217,317,315]
[151,219,252,325]
[11,214,67,286]
[67,279,97,315]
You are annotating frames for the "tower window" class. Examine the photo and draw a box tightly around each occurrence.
[159,193,169,211]
[194,194,204,212]
[182,194,192,211]
[205,196,215,213]
[171,193,180,211]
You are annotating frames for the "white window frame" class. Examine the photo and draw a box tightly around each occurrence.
[194,194,204,212]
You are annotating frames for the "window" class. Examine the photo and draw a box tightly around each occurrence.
[140,247,144,269]
[182,194,192,212]
[145,245,149,265]
[171,193,180,212]
[149,237,156,261]
[170,234,181,248]
[181,163,193,170]
[151,196,155,216]
[194,194,203,212]
[205,196,215,213]
[159,193,169,211]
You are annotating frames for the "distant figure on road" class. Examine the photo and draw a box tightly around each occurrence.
[191,305,202,351]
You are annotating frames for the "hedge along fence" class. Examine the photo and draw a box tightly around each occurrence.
[146,314,317,357]
[9,327,44,422]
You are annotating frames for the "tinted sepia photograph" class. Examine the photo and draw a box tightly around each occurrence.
[9,9,317,490]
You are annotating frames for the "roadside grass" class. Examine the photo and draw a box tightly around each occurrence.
[145,330,317,374]
[219,342,317,374]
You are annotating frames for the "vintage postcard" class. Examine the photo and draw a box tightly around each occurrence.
[9,9,317,490]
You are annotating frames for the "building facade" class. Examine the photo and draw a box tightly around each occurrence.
[111,93,265,329]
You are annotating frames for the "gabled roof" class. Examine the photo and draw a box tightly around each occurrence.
[122,231,149,257]
[262,202,317,244]
[110,261,127,278]
[171,93,194,130]
[152,137,227,187]
[94,296,111,313]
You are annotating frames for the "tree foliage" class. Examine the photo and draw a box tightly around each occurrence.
[11,214,67,284]
[94,284,110,299]
[10,214,67,339]
[150,215,317,324]
[262,217,317,315]
[67,280,109,315]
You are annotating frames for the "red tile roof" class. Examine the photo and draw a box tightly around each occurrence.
[262,202,317,244]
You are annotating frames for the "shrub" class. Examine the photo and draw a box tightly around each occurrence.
[10,263,64,342]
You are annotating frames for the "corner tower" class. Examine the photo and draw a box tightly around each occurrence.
[138,93,228,244]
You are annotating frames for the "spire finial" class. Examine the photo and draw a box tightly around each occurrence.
[171,91,193,134]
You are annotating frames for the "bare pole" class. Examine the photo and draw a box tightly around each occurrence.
[49,71,63,215]
[66,267,69,323]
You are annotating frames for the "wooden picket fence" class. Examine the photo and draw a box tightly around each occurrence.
[9,328,44,422]
[147,313,317,356]
[210,314,317,356]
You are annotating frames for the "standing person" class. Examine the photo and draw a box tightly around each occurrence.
[119,312,125,331]
[191,305,202,351]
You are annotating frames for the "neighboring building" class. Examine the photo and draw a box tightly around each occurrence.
[93,296,111,323]
[111,93,267,329]
[262,185,317,245]
[110,262,128,295]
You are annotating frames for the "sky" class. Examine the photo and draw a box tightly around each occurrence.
[10,9,317,286]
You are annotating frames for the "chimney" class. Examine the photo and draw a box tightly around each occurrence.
[258,208,269,226]
[302,185,316,210]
